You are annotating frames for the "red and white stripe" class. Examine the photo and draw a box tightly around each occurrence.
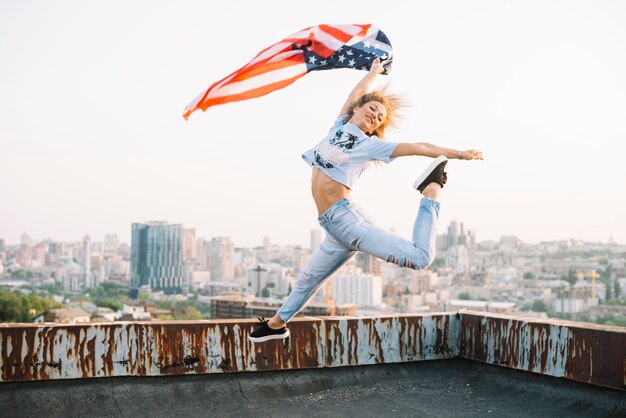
[183,24,374,120]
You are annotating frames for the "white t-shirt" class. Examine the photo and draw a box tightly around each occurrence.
[302,115,398,189]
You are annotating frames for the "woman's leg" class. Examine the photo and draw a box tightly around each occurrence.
[270,233,354,327]
[356,195,440,270]
[321,188,441,272]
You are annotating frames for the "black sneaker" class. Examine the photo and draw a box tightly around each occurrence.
[413,156,448,193]
[249,317,290,343]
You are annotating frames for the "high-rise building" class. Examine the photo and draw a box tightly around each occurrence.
[196,238,208,269]
[463,230,477,251]
[104,234,120,252]
[262,236,271,262]
[131,222,184,294]
[333,273,383,307]
[18,245,32,267]
[83,235,91,288]
[447,221,463,248]
[437,221,477,251]
[20,233,35,247]
[48,242,60,256]
[32,243,46,263]
[446,245,470,277]
[183,228,196,262]
[207,237,234,281]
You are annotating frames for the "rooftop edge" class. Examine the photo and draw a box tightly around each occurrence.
[1,311,624,390]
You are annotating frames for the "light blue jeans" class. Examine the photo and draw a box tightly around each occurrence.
[277,197,440,321]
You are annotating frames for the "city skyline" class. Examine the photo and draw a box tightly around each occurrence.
[3,218,622,249]
[1,1,625,248]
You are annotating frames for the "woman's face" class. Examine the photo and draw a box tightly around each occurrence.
[350,100,387,135]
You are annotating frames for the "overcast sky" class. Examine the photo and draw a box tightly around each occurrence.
[1,0,625,247]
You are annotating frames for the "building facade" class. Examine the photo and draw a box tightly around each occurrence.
[131,222,184,294]
[207,237,234,281]
[333,273,383,307]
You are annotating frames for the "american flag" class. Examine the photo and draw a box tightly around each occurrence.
[183,24,393,120]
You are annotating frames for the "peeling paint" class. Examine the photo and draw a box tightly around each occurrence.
[1,313,624,391]
[0,315,459,383]
[459,312,626,390]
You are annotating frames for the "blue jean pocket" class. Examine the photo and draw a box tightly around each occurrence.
[328,206,352,223]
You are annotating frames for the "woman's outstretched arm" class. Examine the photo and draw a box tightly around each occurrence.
[390,142,484,160]
[337,58,386,117]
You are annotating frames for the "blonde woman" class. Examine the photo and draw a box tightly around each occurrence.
[250,58,483,342]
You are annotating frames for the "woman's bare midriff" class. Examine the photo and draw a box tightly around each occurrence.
[311,167,351,215]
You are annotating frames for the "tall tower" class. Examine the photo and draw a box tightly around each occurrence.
[447,221,462,248]
[262,236,271,262]
[207,237,235,281]
[131,221,184,294]
[104,233,120,253]
[183,228,197,262]
[20,233,35,247]
[83,235,91,289]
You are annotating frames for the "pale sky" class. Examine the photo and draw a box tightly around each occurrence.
[1,0,625,248]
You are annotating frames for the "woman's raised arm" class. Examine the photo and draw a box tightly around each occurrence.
[337,57,386,118]
[390,142,484,160]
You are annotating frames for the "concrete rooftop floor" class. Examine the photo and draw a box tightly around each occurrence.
[1,358,625,418]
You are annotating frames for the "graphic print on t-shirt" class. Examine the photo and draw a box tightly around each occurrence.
[314,129,363,169]
[314,150,335,169]
[330,130,359,151]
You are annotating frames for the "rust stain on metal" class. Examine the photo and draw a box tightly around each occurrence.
[459,312,626,391]
[566,325,625,389]
[1,314,459,383]
[3,313,623,390]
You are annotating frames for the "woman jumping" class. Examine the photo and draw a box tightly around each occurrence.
[250,58,483,342]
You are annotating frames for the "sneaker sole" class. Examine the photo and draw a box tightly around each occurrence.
[248,328,290,343]
[413,155,448,191]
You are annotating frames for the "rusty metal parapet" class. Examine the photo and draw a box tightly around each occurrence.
[0,313,459,383]
[2,312,624,390]
[459,311,626,390]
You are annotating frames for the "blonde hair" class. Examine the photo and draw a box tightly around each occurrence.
[346,89,405,138]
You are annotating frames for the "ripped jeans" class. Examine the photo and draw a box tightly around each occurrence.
[276,197,440,322]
